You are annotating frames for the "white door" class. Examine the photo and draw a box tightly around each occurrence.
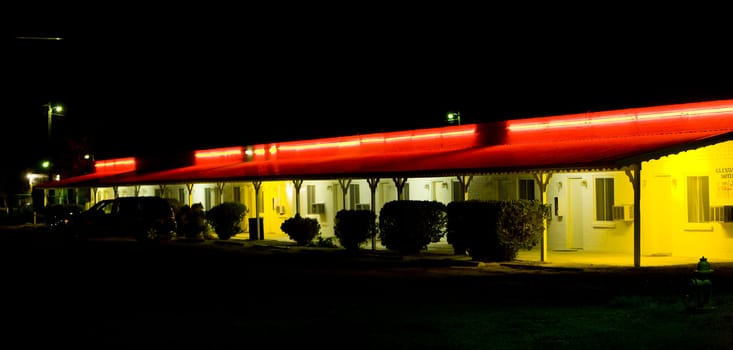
[568,178,584,249]
[377,182,396,209]
[645,176,674,255]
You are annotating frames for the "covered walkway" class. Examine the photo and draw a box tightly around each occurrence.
[225,234,722,269]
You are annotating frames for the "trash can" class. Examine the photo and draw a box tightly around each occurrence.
[248,217,264,240]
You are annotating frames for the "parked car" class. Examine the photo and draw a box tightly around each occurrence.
[44,203,85,231]
[60,196,178,243]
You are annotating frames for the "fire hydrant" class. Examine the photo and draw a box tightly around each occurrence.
[689,256,714,310]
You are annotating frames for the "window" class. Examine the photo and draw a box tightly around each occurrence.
[233,186,241,203]
[519,179,535,200]
[307,185,316,214]
[595,178,614,221]
[98,200,115,215]
[205,188,212,210]
[452,181,463,202]
[349,183,360,209]
[178,188,186,204]
[687,176,710,223]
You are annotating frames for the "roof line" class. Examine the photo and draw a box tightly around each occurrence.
[615,130,733,166]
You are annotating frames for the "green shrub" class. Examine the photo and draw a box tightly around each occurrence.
[206,202,247,240]
[334,209,378,252]
[446,200,489,255]
[496,199,551,255]
[458,200,551,262]
[280,213,321,246]
[452,201,501,261]
[177,203,209,239]
[378,200,446,254]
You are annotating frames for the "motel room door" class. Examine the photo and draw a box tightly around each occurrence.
[568,178,585,249]
[644,175,674,256]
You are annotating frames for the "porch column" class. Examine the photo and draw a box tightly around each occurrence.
[186,183,194,206]
[533,172,552,263]
[252,180,263,240]
[293,179,303,214]
[338,178,352,210]
[392,177,408,200]
[625,163,642,268]
[216,182,226,205]
[456,175,473,201]
[292,179,303,215]
[366,177,380,250]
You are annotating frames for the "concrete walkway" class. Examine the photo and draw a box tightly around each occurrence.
[228,234,723,269]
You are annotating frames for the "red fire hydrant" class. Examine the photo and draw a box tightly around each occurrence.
[689,256,714,310]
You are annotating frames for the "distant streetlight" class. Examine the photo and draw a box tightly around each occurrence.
[26,172,49,193]
[446,111,461,125]
[15,36,64,41]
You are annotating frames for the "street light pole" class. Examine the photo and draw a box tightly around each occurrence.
[42,103,63,206]
[47,103,63,141]
[44,103,63,172]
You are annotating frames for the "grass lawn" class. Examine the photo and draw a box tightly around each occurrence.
[216,295,733,349]
[84,294,733,349]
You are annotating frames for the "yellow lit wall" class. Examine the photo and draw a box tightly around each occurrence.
[642,140,733,261]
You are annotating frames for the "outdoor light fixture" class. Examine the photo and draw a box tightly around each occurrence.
[26,172,48,192]
[446,111,461,125]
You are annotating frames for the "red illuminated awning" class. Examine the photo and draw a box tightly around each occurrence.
[39,99,733,187]
[109,164,237,185]
[34,170,135,189]
[35,157,137,189]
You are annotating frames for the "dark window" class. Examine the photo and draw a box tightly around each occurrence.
[349,183,360,209]
[452,181,463,202]
[687,176,710,223]
[307,185,316,214]
[595,178,614,221]
[205,188,212,210]
[519,179,535,200]
[233,186,241,203]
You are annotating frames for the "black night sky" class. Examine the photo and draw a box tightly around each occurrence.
[4,6,733,193]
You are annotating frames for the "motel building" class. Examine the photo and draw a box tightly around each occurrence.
[37,99,733,267]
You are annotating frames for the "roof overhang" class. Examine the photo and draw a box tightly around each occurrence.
[38,99,733,187]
